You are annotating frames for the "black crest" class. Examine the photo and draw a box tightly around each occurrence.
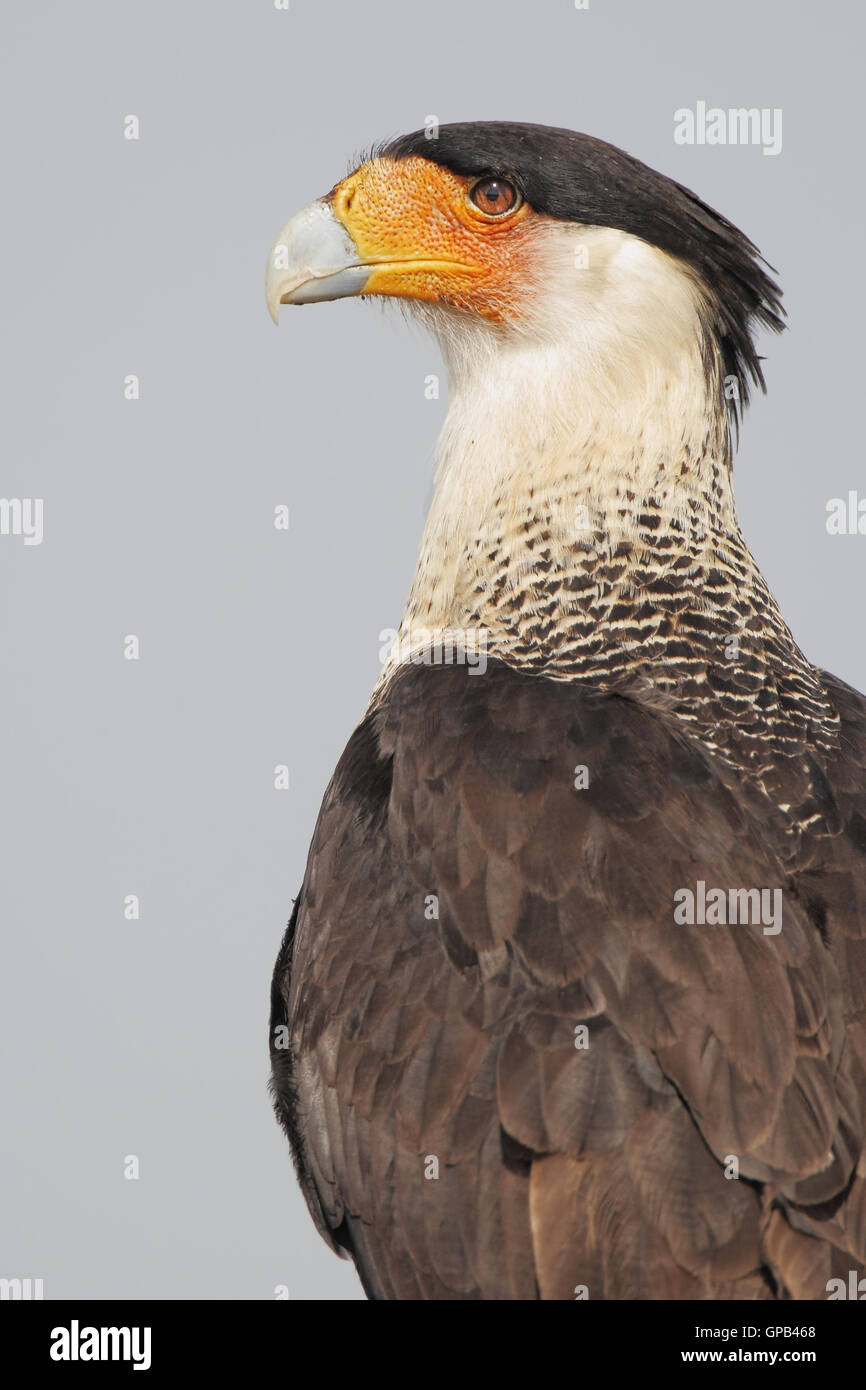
[381,121,785,424]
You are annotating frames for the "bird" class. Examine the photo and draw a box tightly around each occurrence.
[265,121,866,1300]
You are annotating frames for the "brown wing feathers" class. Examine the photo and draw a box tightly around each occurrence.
[270,659,866,1298]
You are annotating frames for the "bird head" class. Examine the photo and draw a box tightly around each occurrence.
[265,121,784,427]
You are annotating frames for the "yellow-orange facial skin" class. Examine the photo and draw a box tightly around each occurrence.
[326,156,535,321]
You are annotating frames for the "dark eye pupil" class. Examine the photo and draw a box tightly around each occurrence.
[483,182,502,203]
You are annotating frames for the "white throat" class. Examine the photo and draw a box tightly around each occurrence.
[379,224,740,686]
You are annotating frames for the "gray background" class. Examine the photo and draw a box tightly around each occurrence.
[1,0,863,1300]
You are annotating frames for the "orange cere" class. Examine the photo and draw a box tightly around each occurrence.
[327,156,534,320]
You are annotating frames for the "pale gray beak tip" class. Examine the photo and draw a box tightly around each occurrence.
[265,200,369,323]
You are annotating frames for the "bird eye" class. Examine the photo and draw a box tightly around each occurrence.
[469,177,521,218]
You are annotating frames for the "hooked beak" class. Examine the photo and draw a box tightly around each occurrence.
[265,200,371,324]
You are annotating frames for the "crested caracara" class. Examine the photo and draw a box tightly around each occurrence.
[265,122,866,1300]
